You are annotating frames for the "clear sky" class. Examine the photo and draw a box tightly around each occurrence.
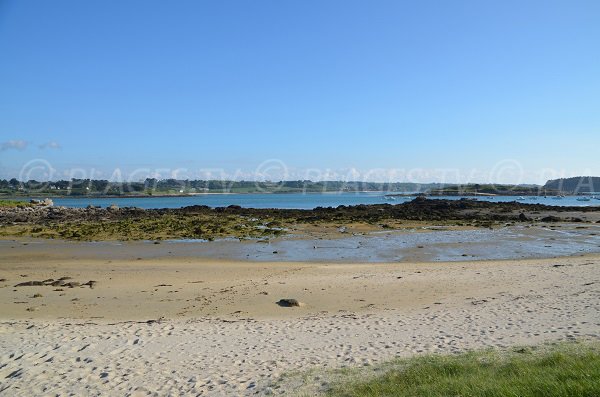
[0,0,599,184]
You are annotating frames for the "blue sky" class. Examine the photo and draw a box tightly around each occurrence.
[0,0,599,183]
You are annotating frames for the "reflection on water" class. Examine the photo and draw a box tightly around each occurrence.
[176,225,600,262]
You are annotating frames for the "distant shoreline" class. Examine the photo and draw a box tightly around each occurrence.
[1,191,597,202]
[385,191,600,197]
[1,191,405,200]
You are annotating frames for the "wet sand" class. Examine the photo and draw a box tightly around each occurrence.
[2,222,599,264]
[1,240,599,395]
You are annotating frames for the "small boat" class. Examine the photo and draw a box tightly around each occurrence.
[552,196,564,200]
[516,196,526,201]
[576,196,591,202]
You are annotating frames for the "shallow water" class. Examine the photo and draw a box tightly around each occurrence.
[4,224,599,263]
[22,192,600,209]
[170,224,600,262]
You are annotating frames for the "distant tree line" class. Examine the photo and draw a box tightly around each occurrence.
[0,178,442,196]
[2,176,597,196]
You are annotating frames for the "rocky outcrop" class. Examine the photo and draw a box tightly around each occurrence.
[1,198,597,233]
[29,198,54,206]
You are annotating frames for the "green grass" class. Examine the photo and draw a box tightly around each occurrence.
[0,199,30,207]
[326,342,600,397]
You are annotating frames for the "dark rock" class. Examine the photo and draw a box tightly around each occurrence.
[541,216,561,222]
[82,280,97,289]
[14,281,44,287]
[277,298,301,307]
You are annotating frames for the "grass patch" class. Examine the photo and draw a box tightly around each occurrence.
[0,199,30,208]
[325,342,600,397]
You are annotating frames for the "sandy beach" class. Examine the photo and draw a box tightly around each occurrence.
[3,1,600,394]
[1,245,599,395]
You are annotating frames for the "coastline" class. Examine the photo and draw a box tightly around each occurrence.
[1,200,599,395]
[2,198,599,243]
[2,191,596,200]
[1,191,404,200]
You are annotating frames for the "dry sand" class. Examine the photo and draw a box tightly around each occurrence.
[0,247,599,395]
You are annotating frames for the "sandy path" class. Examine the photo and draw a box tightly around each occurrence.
[0,255,599,395]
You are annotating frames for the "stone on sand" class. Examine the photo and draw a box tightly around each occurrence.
[277,298,301,307]
[14,281,44,287]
